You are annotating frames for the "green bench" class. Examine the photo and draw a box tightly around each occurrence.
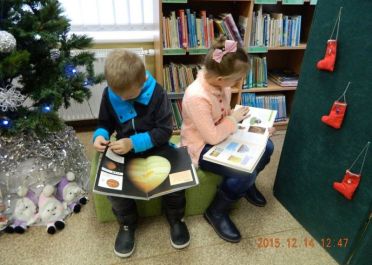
[89,136,222,222]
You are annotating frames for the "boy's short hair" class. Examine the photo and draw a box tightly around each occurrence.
[104,49,146,91]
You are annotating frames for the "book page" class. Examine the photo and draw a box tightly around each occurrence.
[97,149,125,191]
[235,105,277,128]
[204,137,265,172]
[169,170,194,186]
[94,146,199,200]
[105,148,125,164]
[203,106,275,172]
[98,170,123,190]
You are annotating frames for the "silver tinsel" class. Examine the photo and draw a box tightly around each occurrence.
[0,126,90,214]
[0,85,26,112]
[0,31,17,53]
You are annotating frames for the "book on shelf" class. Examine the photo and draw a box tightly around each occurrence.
[221,13,244,46]
[268,69,299,87]
[241,93,287,122]
[93,145,199,200]
[250,7,302,48]
[238,15,248,46]
[163,64,201,93]
[171,99,183,130]
[162,10,242,49]
[244,56,268,88]
[203,106,277,173]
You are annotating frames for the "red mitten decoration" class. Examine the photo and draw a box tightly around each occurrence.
[317,40,337,72]
[321,101,347,129]
[333,170,361,200]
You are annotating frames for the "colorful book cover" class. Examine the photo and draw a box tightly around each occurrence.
[94,146,199,200]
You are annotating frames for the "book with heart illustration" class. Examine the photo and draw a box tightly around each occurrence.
[203,106,277,173]
[93,145,199,200]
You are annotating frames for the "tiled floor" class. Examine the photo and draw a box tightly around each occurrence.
[0,131,337,265]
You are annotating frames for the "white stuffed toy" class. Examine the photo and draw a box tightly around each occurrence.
[4,186,38,234]
[56,172,87,213]
[36,185,69,234]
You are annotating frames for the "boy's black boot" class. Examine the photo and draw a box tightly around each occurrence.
[169,218,190,249]
[114,224,136,258]
[244,184,267,207]
[204,189,241,243]
[163,191,190,249]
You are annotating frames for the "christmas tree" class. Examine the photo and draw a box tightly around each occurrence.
[0,0,103,136]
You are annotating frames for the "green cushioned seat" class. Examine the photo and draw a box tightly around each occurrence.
[89,136,222,222]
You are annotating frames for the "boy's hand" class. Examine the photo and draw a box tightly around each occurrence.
[231,106,250,123]
[109,138,133,155]
[93,136,109,153]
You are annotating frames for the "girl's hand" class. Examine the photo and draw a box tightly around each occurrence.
[109,138,133,155]
[231,106,250,123]
[93,136,109,153]
[268,127,276,137]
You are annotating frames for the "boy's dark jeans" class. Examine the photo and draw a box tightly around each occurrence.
[199,139,274,200]
[107,144,186,226]
[108,190,186,226]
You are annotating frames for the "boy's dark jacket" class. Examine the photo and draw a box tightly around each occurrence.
[93,72,173,153]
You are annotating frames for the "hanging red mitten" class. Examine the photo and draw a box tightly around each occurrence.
[317,40,337,72]
[333,170,360,200]
[321,101,347,129]
[333,142,370,200]
[321,82,351,129]
[316,7,342,72]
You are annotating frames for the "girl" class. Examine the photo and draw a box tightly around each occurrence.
[181,37,274,243]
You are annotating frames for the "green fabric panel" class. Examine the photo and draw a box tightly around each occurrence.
[273,0,372,264]
[347,216,372,265]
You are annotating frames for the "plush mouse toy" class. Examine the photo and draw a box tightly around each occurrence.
[56,172,87,213]
[35,185,69,234]
[4,186,38,234]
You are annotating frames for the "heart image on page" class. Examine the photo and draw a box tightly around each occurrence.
[127,156,171,193]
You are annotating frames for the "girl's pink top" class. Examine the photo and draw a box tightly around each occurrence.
[180,70,237,166]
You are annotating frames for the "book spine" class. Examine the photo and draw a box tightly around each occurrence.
[192,12,197,48]
[162,17,167,48]
[186,9,192,47]
[178,10,188,48]
[200,10,208,47]
[297,16,302,46]
[170,11,176,48]
[224,14,243,46]
[196,18,202,48]
[210,18,214,44]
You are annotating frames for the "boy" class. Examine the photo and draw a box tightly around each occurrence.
[93,50,190,258]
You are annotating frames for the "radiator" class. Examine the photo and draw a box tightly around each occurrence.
[58,48,154,121]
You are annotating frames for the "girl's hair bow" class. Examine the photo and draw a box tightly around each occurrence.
[212,40,238,63]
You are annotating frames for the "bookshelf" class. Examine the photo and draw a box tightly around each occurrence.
[154,0,316,131]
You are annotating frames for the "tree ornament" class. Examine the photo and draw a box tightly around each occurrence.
[83,78,93,88]
[64,64,77,78]
[50,49,61,61]
[321,82,351,129]
[0,116,12,129]
[317,7,342,72]
[0,31,17,53]
[40,103,53,113]
[333,142,370,200]
[0,85,26,112]
[34,34,41,40]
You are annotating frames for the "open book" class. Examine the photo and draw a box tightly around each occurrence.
[203,106,277,173]
[93,145,199,200]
